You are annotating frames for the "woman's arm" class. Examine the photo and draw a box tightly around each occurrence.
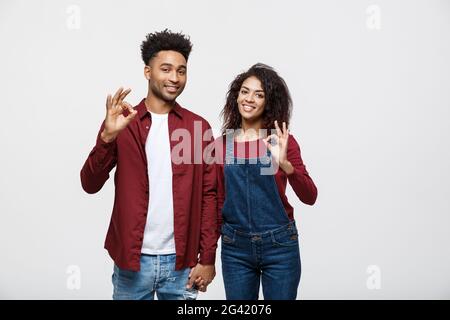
[285,135,318,205]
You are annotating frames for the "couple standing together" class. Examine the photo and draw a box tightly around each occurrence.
[80,29,317,300]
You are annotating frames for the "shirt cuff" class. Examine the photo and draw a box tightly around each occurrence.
[199,250,216,265]
[96,134,117,150]
[286,166,299,178]
[92,135,117,169]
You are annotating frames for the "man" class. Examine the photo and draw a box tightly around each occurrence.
[80,30,216,300]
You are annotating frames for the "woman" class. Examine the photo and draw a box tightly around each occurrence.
[216,63,318,300]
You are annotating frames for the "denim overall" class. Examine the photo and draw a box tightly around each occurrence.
[220,135,301,300]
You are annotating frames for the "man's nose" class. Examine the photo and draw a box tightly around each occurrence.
[169,71,179,83]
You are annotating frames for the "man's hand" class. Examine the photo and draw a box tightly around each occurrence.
[100,87,137,143]
[186,263,215,292]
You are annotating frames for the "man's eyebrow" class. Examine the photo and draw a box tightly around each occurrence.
[241,85,264,92]
[159,63,187,69]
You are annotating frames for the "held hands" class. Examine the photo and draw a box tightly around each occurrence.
[262,120,294,175]
[100,87,137,143]
[186,263,216,292]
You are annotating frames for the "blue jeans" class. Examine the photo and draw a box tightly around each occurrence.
[221,222,301,300]
[112,254,198,300]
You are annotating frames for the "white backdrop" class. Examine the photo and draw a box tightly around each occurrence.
[0,0,449,299]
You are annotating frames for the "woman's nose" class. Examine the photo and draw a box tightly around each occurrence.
[245,94,255,103]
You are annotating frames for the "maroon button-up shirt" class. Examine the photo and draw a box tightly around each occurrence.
[80,98,217,271]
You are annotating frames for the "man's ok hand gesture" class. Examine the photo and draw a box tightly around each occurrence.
[101,87,137,143]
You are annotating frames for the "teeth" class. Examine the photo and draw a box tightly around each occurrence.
[166,86,178,92]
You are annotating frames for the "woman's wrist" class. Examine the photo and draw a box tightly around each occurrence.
[279,160,294,175]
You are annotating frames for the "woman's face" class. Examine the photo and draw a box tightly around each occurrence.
[237,76,266,124]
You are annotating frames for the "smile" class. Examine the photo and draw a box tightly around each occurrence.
[242,104,256,112]
[165,85,179,93]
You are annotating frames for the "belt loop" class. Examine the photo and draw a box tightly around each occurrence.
[270,230,276,243]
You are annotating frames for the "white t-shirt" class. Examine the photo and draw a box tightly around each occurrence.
[141,111,175,255]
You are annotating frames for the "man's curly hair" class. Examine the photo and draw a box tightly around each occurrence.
[140,29,192,65]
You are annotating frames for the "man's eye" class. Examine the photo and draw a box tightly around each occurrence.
[162,68,169,72]
[178,70,186,75]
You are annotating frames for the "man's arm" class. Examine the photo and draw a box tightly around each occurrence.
[80,88,137,194]
[198,121,218,265]
[186,121,217,292]
[80,121,118,194]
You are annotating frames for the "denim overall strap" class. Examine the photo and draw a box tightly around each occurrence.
[225,132,235,165]
[221,134,291,233]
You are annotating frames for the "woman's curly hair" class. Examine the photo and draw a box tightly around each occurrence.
[221,63,292,133]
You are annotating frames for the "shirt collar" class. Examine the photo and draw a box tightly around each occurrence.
[136,98,184,120]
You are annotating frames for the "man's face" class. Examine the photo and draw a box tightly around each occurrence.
[144,50,187,102]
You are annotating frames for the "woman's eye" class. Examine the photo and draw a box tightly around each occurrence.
[241,90,248,94]
[257,94,264,99]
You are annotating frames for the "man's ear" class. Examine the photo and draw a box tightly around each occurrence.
[144,65,151,81]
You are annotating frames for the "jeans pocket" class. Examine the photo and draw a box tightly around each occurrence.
[221,224,236,245]
[221,234,235,245]
[272,229,299,247]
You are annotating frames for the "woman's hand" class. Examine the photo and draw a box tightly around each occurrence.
[263,120,294,175]
[187,264,216,292]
